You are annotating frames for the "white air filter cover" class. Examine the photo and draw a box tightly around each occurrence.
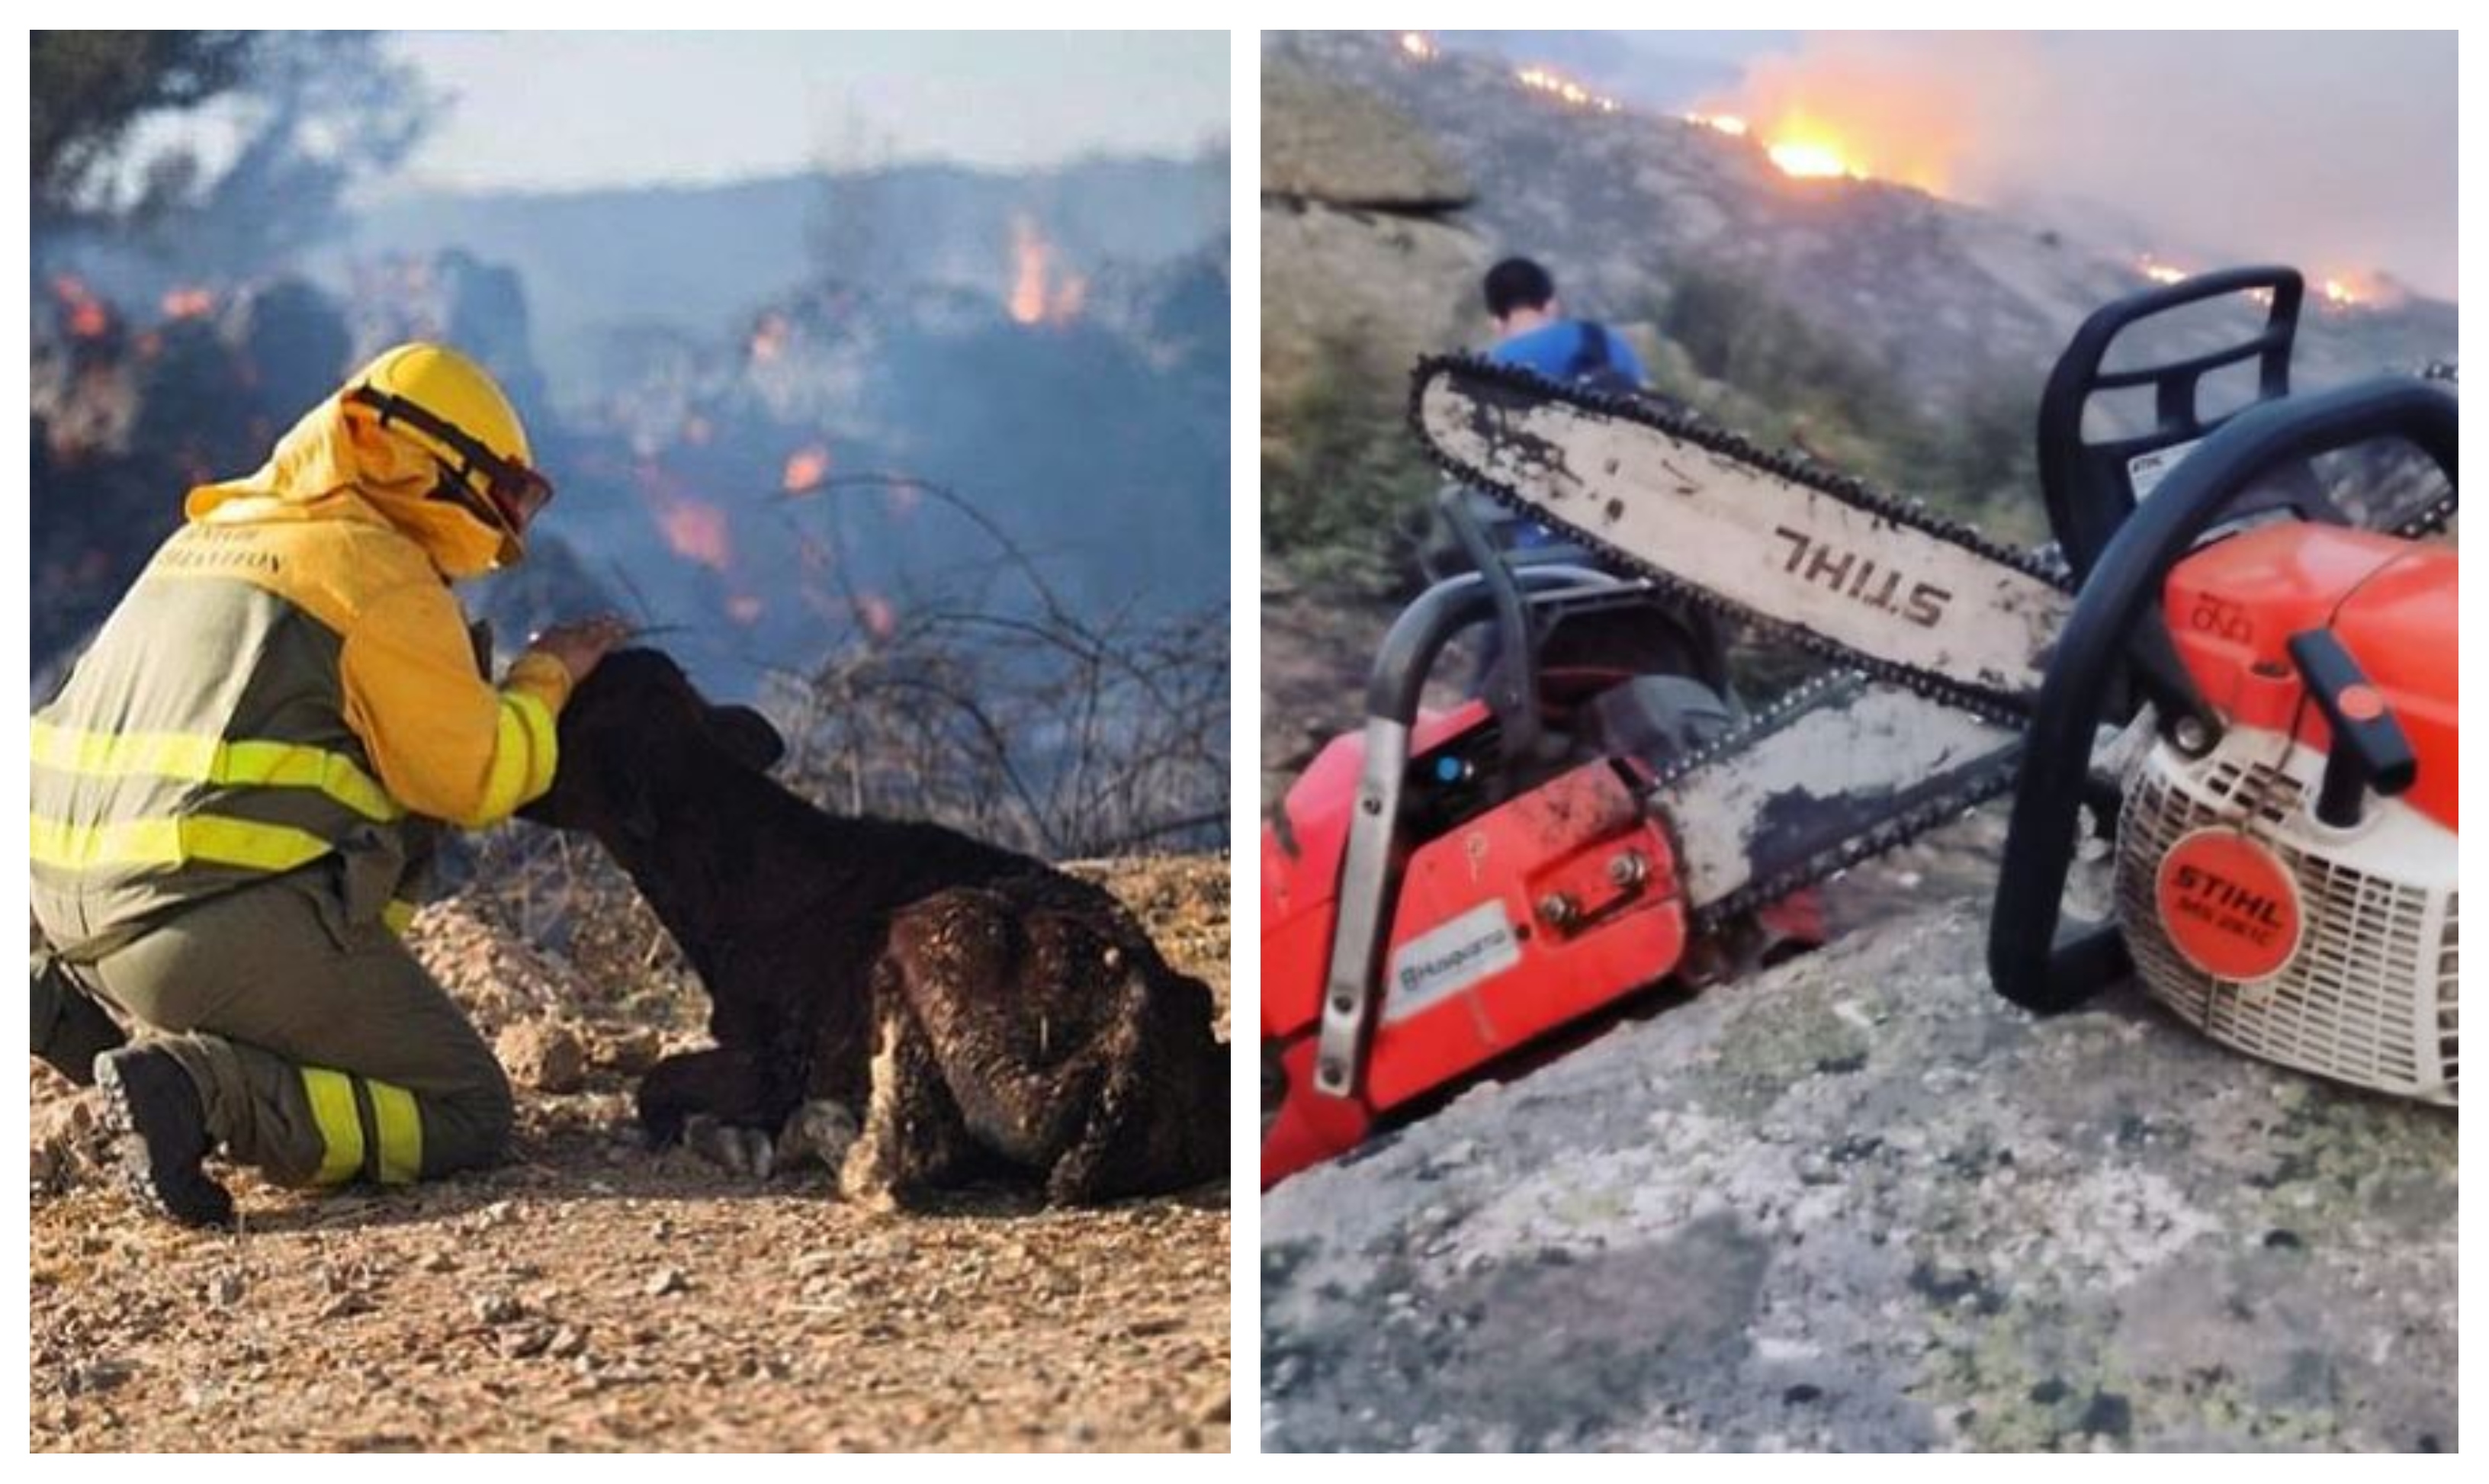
[2116,724,2457,1103]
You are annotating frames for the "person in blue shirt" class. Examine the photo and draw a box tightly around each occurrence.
[1482,256,1646,392]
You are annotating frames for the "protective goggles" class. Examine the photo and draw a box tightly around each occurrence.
[345,385,555,534]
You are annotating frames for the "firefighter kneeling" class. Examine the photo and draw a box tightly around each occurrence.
[31,342,628,1227]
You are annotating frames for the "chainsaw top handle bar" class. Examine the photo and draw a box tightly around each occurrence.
[2038,265,2304,585]
[1990,374,2458,1015]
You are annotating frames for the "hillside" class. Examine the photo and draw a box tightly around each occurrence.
[335,155,1231,400]
[1267,32,2453,416]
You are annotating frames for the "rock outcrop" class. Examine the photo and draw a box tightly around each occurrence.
[1261,59,1488,432]
[1264,891,2456,1451]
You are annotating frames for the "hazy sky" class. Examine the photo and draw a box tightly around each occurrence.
[382,31,1230,194]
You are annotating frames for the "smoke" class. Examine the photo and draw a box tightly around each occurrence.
[1707,31,2455,298]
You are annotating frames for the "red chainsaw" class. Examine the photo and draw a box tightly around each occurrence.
[1264,267,2455,1187]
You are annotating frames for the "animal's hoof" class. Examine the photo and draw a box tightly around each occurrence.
[682,1114,775,1180]
[779,1100,860,1174]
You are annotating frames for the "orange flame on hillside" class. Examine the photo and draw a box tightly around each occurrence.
[1008,214,1086,328]
[2314,273,2395,310]
[1010,215,1050,325]
[782,443,832,493]
[749,312,790,364]
[1515,65,1620,114]
[1684,112,1749,138]
[1766,134,1867,181]
[1695,37,1979,194]
[658,497,733,573]
[51,275,111,340]
[856,592,898,640]
[1399,33,1437,61]
[161,286,216,320]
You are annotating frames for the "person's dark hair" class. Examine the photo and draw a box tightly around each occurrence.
[1484,257,1557,319]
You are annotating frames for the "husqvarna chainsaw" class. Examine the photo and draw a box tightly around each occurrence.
[1264,267,2455,1187]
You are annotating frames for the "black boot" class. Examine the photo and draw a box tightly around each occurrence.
[93,1048,235,1229]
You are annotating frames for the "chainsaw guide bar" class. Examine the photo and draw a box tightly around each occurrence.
[1409,355,2455,930]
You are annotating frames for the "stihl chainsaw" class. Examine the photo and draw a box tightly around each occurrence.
[1264,266,2455,1187]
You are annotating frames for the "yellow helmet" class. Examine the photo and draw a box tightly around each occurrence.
[342,342,552,564]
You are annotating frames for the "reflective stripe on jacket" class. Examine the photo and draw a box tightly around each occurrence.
[31,489,570,955]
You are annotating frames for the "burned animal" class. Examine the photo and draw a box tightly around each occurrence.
[521,649,1228,1205]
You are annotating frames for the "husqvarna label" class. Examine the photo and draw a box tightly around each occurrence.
[1383,901,1521,1024]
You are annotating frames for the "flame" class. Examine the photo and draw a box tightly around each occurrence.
[50,274,111,340]
[1766,133,1868,181]
[648,490,732,573]
[1008,214,1085,326]
[1515,65,1620,114]
[2137,256,2189,286]
[749,312,790,364]
[856,592,898,640]
[782,442,832,493]
[160,286,215,320]
[1684,112,1749,138]
[1697,35,1988,194]
[1010,214,1050,326]
[1399,32,1437,61]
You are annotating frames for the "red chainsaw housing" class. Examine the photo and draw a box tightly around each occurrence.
[2163,522,2455,829]
[1262,701,1688,1187]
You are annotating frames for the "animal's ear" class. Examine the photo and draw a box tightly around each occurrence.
[706,705,786,774]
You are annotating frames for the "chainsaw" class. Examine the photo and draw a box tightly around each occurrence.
[1263,266,2455,1187]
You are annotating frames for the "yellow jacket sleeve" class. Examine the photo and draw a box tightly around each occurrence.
[337,582,573,829]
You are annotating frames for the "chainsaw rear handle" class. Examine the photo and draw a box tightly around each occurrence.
[1315,562,1623,1097]
[2037,265,2305,586]
[1990,375,2458,1015]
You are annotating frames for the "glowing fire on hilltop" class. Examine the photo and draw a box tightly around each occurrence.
[50,275,112,340]
[1766,136,1866,181]
[160,286,216,320]
[658,496,733,573]
[1515,66,1620,114]
[2317,275,2379,310]
[2134,255,2382,312]
[856,592,898,641]
[782,442,832,493]
[748,312,790,365]
[1684,112,1749,138]
[1007,214,1086,327]
[1399,32,1437,61]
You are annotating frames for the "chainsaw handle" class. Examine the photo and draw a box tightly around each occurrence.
[2037,265,2306,585]
[1990,375,2458,1014]
[1438,486,1546,776]
[1317,563,1624,1098]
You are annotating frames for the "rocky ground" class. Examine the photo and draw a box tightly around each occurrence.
[31,855,1232,1453]
[1261,852,2457,1452]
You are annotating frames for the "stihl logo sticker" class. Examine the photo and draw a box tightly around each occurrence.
[2157,827,2304,983]
[1771,527,1952,628]
[1383,901,1521,1025]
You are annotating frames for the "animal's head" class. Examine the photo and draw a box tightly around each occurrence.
[520,647,786,846]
